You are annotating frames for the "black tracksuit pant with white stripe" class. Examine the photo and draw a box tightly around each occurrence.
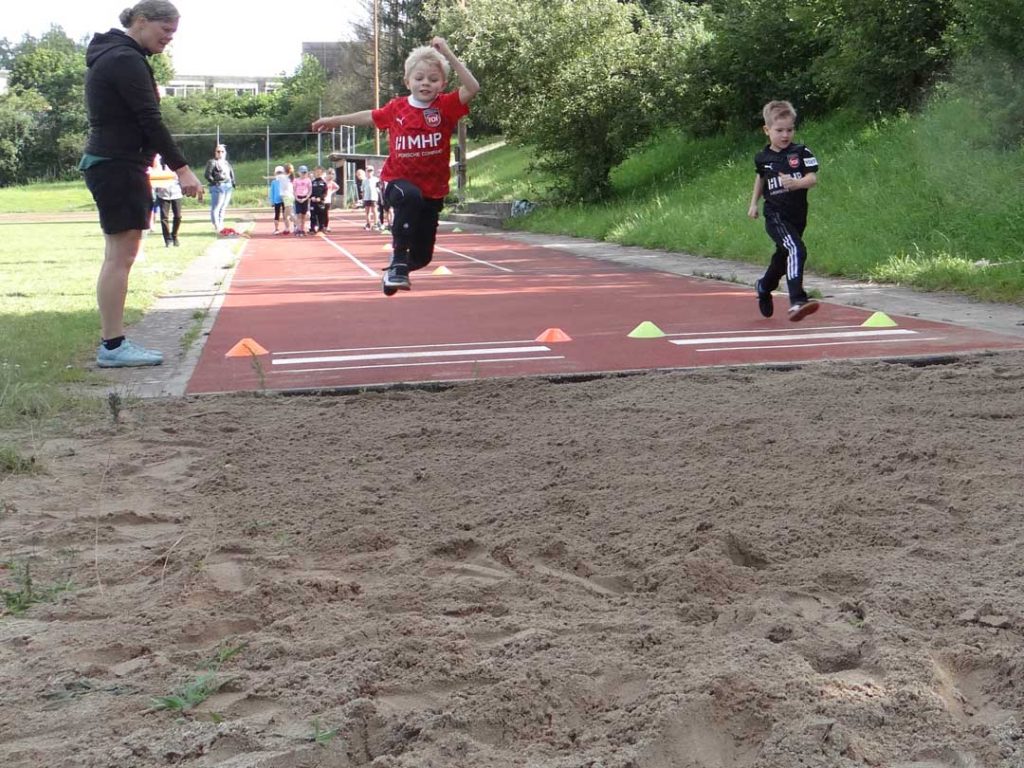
[761,211,809,305]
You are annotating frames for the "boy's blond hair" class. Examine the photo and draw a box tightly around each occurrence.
[763,100,797,126]
[404,45,450,81]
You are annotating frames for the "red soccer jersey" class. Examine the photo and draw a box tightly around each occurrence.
[372,91,469,199]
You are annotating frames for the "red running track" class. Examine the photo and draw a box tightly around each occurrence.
[185,211,1024,394]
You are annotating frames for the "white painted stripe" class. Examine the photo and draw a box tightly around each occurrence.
[670,329,916,346]
[695,336,943,352]
[667,324,870,337]
[319,236,379,277]
[434,245,514,272]
[277,355,565,375]
[276,339,537,356]
[272,345,551,366]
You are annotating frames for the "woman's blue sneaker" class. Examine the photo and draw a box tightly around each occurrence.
[96,339,164,368]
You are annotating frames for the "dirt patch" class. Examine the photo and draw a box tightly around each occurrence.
[2,353,1022,767]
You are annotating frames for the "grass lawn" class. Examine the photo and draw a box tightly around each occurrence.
[0,217,221,427]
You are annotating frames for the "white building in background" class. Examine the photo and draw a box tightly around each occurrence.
[161,74,283,98]
[0,70,8,94]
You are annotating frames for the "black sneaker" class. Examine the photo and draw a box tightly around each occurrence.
[755,280,774,318]
[382,269,410,295]
[788,300,820,322]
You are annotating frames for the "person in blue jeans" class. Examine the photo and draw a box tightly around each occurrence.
[204,143,235,234]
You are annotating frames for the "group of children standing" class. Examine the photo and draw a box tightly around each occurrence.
[268,164,340,236]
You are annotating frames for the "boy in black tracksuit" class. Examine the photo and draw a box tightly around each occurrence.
[748,100,820,321]
[309,166,328,233]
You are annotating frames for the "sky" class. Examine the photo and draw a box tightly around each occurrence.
[2,0,366,77]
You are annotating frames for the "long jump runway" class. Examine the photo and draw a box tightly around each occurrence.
[185,211,1024,394]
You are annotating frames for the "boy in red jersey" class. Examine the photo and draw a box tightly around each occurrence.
[313,37,480,295]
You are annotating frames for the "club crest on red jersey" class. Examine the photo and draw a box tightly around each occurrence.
[424,108,442,128]
[788,154,800,169]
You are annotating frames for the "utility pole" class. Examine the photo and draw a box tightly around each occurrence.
[374,0,381,155]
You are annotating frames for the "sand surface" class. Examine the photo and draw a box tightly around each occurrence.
[1,353,1022,767]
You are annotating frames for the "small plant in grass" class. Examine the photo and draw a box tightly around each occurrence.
[0,445,37,475]
[309,719,339,746]
[180,309,208,353]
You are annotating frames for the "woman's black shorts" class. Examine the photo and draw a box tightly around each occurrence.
[83,159,152,234]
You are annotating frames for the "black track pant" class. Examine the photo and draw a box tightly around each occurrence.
[158,198,182,242]
[384,179,444,275]
[760,212,809,304]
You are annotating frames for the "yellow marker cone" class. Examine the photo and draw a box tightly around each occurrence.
[432,265,453,275]
[862,311,897,328]
[452,227,463,233]
[628,321,666,339]
[382,244,391,251]
[225,338,269,357]
[535,328,572,343]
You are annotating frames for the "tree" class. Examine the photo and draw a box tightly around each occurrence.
[431,0,701,200]
[0,37,15,69]
[5,27,87,181]
[0,90,49,185]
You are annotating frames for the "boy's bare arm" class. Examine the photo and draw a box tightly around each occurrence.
[312,110,375,133]
[432,37,480,104]
[748,175,764,219]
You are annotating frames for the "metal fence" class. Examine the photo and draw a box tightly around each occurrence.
[171,126,358,177]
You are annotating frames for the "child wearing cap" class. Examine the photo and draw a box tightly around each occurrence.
[292,165,312,236]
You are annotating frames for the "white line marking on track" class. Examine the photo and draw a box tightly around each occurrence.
[275,339,539,356]
[670,329,916,346]
[272,345,552,366]
[695,336,945,353]
[666,324,874,337]
[434,245,514,272]
[319,236,379,277]
[277,355,565,374]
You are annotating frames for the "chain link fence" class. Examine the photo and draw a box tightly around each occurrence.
[171,126,357,177]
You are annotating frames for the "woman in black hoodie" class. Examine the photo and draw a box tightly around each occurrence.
[81,0,203,368]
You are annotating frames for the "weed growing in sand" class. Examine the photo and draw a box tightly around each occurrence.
[0,445,37,475]
[309,719,339,746]
[202,640,248,671]
[106,391,123,425]
[249,349,267,391]
[150,671,230,712]
[0,559,74,617]
[150,639,246,713]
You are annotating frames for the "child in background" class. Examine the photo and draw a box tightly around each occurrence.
[280,163,296,234]
[292,165,312,236]
[323,168,339,232]
[268,165,286,234]
[312,37,479,294]
[309,166,328,233]
[363,165,380,230]
[748,100,820,321]
[155,167,183,246]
